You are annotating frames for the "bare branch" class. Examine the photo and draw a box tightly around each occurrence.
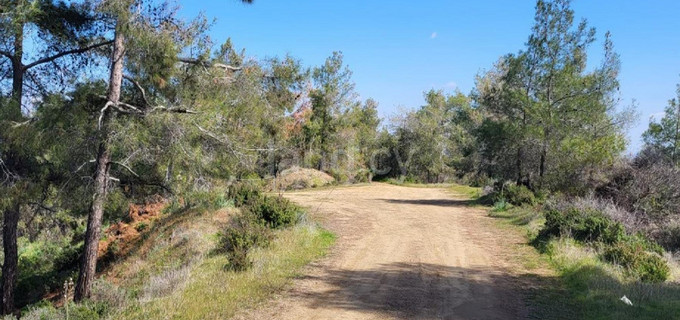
[11,119,34,128]
[123,75,151,106]
[97,96,144,115]
[23,40,114,71]
[29,202,57,213]
[177,57,242,71]
[98,101,114,130]
[150,105,198,114]
[116,101,144,114]
[0,50,12,59]
[213,63,242,72]
[75,159,96,173]
[110,161,140,177]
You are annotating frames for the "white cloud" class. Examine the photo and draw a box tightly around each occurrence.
[649,112,665,120]
[430,32,437,39]
[444,81,457,89]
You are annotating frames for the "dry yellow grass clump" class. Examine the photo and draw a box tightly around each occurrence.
[268,166,335,191]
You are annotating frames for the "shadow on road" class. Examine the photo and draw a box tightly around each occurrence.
[379,199,475,207]
[290,262,565,320]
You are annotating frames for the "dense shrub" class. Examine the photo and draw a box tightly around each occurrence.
[353,168,372,183]
[602,241,670,283]
[538,208,625,244]
[598,158,680,223]
[228,183,262,207]
[328,168,349,184]
[218,212,272,271]
[221,182,303,270]
[249,196,301,228]
[536,200,671,283]
[656,222,680,252]
[492,199,509,212]
[503,184,537,206]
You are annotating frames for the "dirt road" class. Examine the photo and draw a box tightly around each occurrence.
[238,184,547,320]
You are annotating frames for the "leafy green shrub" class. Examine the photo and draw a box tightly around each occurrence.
[460,173,493,188]
[218,212,272,271]
[249,196,301,229]
[602,241,670,283]
[228,183,262,207]
[328,169,349,184]
[353,168,372,183]
[185,190,233,210]
[135,222,148,232]
[538,208,625,244]
[492,199,508,212]
[503,184,537,206]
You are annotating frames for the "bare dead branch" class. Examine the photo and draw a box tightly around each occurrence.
[11,119,34,128]
[149,105,198,114]
[116,101,144,114]
[177,57,242,71]
[110,161,140,177]
[98,101,114,130]
[75,159,96,173]
[23,40,114,71]
[123,75,151,106]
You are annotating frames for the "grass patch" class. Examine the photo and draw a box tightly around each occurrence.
[449,183,482,199]
[539,238,680,319]
[116,222,335,319]
[488,205,680,319]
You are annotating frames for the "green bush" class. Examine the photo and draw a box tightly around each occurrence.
[228,183,262,207]
[218,213,272,271]
[353,168,372,183]
[536,205,670,283]
[492,199,508,212]
[503,184,537,206]
[602,241,670,283]
[328,169,349,184]
[249,196,300,229]
[538,208,625,244]
[135,222,148,232]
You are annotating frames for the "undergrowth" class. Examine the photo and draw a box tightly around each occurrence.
[487,202,680,319]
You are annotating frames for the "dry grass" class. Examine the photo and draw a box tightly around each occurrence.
[140,266,191,302]
[487,203,680,319]
[268,166,335,191]
[114,221,334,319]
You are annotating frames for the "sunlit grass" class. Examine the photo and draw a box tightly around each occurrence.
[448,183,482,199]
[488,205,680,320]
[116,222,335,319]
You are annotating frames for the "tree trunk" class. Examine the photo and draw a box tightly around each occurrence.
[1,203,20,315]
[673,103,679,164]
[1,20,24,316]
[516,146,523,185]
[9,18,23,119]
[539,148,546,178]
[74,23,124,302]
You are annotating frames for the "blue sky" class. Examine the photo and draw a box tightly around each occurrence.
[179,0,680,153]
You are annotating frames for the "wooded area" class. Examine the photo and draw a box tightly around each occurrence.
[1,0,679,318]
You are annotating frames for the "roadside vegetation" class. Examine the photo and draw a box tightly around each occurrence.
[2,0,679,318]
[13,183,334,320]
[453,180,680,319]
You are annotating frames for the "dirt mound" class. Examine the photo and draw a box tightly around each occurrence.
[98,195,168,259]
[269,166,335,191]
